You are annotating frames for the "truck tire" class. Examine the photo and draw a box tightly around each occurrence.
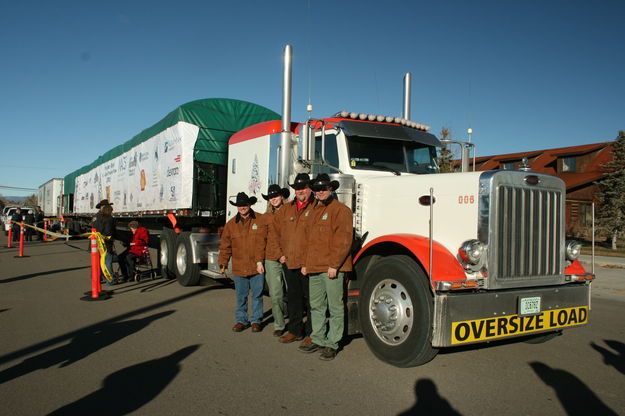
[174,232,201,286]
[359,255,438,367]
[159,229,176,280]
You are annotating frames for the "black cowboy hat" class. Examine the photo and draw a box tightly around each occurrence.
[229,192,258,207]
[95,199,114,209]
[262,184,290,200]
[311,173,340,192]
[289,173,311,190]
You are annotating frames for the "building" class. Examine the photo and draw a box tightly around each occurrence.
[470,142,614,238]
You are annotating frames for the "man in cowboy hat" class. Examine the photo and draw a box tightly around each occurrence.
[93,200,117,285]
[272,173,316,345]
[298,173,353,361]
[95,199,113,209]
[218,192,267,333]
[262,184,290,337]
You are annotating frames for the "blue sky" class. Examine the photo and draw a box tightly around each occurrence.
[1,0,623,196]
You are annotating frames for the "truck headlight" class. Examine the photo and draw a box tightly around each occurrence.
[565,240,582,261]
[459,240,486,265]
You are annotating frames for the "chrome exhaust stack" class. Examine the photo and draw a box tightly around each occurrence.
[403,72,411,120]
[279,44,293,188]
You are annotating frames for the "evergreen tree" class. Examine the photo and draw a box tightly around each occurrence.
[437,127,455,173]
[595,130,625,250]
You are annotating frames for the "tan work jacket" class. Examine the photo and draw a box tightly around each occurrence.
[272,196,315,269]
[304,197,353,273]
[218,211,267,277]
[264,206,283,261]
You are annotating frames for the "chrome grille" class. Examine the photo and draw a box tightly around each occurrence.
[495,185,563,279]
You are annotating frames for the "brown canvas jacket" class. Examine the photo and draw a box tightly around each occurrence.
[272,196,316,269]
[218,211,267,277]
[263,206,284,261]
[305,197,353,273]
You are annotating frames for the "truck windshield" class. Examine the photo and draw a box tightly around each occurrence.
[347,136,439,174]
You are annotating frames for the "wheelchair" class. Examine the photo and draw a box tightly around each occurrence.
[132,247,157,282]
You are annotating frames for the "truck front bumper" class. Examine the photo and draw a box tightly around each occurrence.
[432,283,590,347]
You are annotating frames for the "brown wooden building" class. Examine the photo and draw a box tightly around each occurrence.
[470,142,614,238]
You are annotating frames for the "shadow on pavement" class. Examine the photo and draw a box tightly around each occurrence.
[591,340,625,375]
[529,361,618,415]
[397,378,462,416]
[0,284,228,366]
[0,311,176,384]
[0,266,91,284]
[111,278,177,295]
[48,345,200,415]
[0,308,9,313]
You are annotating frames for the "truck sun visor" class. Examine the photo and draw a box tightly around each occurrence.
[338,120,441,147]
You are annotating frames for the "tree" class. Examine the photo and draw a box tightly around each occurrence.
[437,127,455,173]
[23,194,38,207]
[595,130,625,250]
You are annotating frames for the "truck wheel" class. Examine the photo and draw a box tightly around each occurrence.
[174,232,201,286]
[359,255,438,367]
[159,229,176,280]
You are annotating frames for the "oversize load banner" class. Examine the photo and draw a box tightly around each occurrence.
[74,122,199,214]
[451,306,588,344]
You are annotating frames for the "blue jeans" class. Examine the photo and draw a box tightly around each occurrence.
[233,274,264,325]
[103,252,115,284]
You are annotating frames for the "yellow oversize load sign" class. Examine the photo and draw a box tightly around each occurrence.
[451,306,588,344]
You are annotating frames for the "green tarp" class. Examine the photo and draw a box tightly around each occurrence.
[64,98,279,195]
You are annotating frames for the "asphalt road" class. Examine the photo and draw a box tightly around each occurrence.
[0,236,624,415]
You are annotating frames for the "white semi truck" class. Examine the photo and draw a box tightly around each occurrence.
[63,45,593,367]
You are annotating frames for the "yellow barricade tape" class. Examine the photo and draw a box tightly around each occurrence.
[19,223,115,283]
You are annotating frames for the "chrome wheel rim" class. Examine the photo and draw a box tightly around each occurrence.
[368,278,413,345]
[176,243,187,275]
[160,240,168,267]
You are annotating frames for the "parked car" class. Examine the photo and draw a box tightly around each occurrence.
[2,206,33,234]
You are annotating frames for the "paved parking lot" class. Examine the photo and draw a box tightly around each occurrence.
[1,236,624,415]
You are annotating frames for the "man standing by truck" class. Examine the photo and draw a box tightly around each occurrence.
[218,192,267,333]
[274,173,316,346]
[299,174,353,361]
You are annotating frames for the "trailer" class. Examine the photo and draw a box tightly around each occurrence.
[38,178,63,217]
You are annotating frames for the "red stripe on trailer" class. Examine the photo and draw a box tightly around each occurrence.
[229,120,297,145]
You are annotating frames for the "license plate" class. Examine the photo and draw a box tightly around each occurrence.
[519,296,541,316]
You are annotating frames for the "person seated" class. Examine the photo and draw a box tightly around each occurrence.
[117,221,149,283]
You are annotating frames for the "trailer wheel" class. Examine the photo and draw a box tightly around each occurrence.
[174,232,201,286]
[359,255,438,367]
[159,229,176,280]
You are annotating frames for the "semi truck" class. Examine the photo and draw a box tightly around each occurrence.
[61,45,593,367]
[38,178,64,217]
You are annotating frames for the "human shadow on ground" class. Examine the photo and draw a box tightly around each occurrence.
[0,266,90,284]
[0,310,175,384]
[397,378,462,416]
[48,345,200,415]
[530,361,618,415]
[591,340,625,375]
[0,308,9,313]
[0,285,228,367]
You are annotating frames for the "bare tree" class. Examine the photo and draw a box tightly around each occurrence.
[595,130,625,250]
[23,194,38,208]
